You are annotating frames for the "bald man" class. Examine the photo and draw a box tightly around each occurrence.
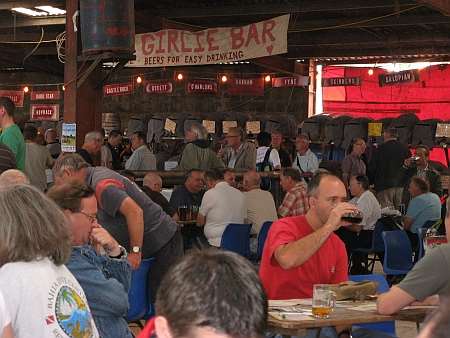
[0,169,29,187]
[243,170,277,236]
[142,173,176,218]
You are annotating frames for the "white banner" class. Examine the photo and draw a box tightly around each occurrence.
[129,15,289,67]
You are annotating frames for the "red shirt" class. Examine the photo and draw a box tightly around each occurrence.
[259,215,348,300]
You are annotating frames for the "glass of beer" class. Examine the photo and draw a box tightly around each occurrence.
[341,210,363,224]
[178,205,188,221]
[312,284,336,319]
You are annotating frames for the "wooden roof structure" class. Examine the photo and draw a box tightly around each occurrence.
[0,0,450,75]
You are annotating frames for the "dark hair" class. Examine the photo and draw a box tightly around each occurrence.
[108,130,121,138]
[0,97,15,117]
[352,175,370,190]
[205,168,224,181]
[410,176,429,193]
[347,137,365,155]
[307,172,342,196]
[296,134,310,142]
[385,127,398,138]
[47,181,95,212]
[23,125,38,141]
[257,132,272,147]
[155,249,268,338]
[133,131,146,141]
[223,168,235,175]
[415,145,430,157]
[281,167,302,182]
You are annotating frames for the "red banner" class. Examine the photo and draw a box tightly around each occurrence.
[272,75,309,87]
[103,83,133,96]
[187,80,218,94]
[0,90,24,107]
[145,81,173,94]
[30,104,59,121]
[30,90,60,100]
[227,78,264,96]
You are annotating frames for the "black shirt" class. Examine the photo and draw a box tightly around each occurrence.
[278,148,292,168]
[77,148,94,166]
[0,143,16,173]
[108,142,123,170]
[141,186,176,217]
[169,185,204,210]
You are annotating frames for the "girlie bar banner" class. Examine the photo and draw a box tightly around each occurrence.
[129,15,290,67]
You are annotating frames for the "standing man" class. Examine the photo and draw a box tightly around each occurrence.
[23,126,54,191]
[52,154,183,301]
[197,169,246,247]
[221,127,256,170]
[292,134,319,180]
[369,127,410,208]
[278,168,309,218]
[271,130,292,168]
[125,131,156,171]
[48,182,133,338]
[78,131,103,166]
[45,128,61,159]
[101,130,123,169]
[260,172,356,300]
[0,97,25,171]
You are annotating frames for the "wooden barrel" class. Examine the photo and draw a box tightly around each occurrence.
[102,113,121,136]
[79,0,135,55]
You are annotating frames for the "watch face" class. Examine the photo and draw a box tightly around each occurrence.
[132,246,141,253]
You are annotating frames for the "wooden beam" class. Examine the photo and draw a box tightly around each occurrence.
[0,16,65,29]
[308,59,316,118]
[63,0,77,123]
[252,56,297,76]
[418,0,450,15]
[0,0,62,10]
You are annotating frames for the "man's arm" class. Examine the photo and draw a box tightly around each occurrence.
[124,151,140,170]
[197,213,206,226]
[274,203,358,269]
[377,286,416,315]
[119,197,144,269]
[403,216,413,231]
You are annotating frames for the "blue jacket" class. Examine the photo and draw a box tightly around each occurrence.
[67,245,132,338]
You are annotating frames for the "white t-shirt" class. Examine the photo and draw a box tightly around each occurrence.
[200,181,246,247]
[256,146,281,169]
[0,291,10,335]
[293,149,319,173]
[349,190,382,231]
[0,258,99,338]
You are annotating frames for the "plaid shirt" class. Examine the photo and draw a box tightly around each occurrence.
[278,182,309,217]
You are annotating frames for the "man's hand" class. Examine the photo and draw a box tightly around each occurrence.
[404,157,413,167]
[127,252,142,269]
[325,202,359,231]
[90,227,121,256]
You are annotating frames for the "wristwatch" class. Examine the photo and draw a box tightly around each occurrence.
[109,245,127,259]
[131,246,141,254]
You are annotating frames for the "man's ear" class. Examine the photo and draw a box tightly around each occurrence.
[154,316,173,338]
[308,196,316,208]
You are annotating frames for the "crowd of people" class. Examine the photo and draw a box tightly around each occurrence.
[0,95,449,338]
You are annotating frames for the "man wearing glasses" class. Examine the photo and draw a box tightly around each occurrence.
[47,181,133,338]
[220,127,256,170]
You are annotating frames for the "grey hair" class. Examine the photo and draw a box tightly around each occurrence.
[0,169,29,187]
[0,184,71,266]
[143,172,162,187]
[188,122,208,140]
[84,131,102,143]
[52,153,89,178]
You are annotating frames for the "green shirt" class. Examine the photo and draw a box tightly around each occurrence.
[0,124,25,170]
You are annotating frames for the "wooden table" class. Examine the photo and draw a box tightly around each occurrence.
[267,300,435,337]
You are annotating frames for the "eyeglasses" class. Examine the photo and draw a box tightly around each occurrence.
[79,211,97,224]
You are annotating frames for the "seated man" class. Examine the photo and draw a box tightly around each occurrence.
[77,131,102,166]
[197,169,246,247]
[242,170,278,237]
[377,198,450,315]
[53,154,183,301]
[403,176,441,250]
[138,250,267,338]
[223,168,237,188]
[47,182,132,338]
[142,172,176,218]
[336,175,381,274]
[169,169,205,249]
[278,168,309,217]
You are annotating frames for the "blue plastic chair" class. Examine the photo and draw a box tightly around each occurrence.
[351,220,386,273]
[127,258,155,325]
[220,223,252,258]
[349,274,396,337]
[416,220,439,262]
[256,221,273,261]
[382,231,413,276]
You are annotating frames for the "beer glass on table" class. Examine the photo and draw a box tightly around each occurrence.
[312,284,336,319]
[178,205,189,221]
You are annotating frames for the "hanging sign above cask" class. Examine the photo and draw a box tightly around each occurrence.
[379,70,419,87]
[30,104,59,121]
[103,83,133,96]
[187,80,218,94]
[272,75,309,87]
[322,77,361,87]
[145,81,173,94]
[31,90,60,101]
[0,90,24,107]
[227,78,264,96]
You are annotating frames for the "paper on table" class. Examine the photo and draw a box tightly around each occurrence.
[269,299,312,307]
[347,303,377,312]
[269,312,314,321]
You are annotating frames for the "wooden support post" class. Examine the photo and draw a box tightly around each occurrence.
[63,0,77,124]
[308,59,316,118]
